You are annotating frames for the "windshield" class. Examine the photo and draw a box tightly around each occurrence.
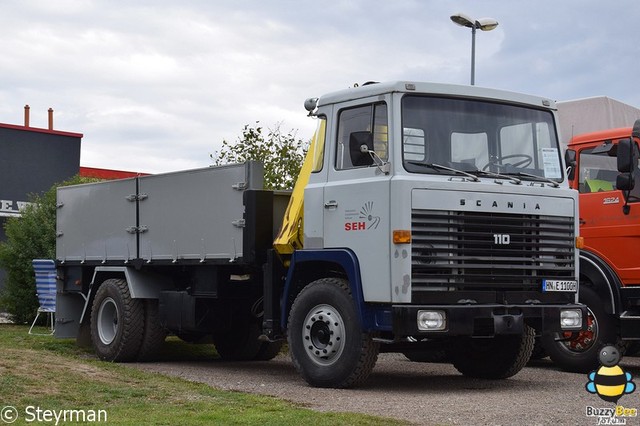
[401,95,563,181]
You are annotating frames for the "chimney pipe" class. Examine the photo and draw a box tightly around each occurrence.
[24,105,30,127]
[48,108,54,130]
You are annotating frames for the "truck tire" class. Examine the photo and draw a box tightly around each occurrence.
[542,286,618,373]
[448,325,535,379]
[530,338,547,360]
[288,278,379,388]
[213,321,263,361]
[90,278,144,362]
[136,300,167,361]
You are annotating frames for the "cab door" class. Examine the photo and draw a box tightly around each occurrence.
[577,144,640,284]
[322,101,392,302]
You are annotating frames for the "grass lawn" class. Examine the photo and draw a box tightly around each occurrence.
[0,325,405,425]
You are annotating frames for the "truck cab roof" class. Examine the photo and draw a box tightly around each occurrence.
[568,127,632,147]
[316,81,556,110]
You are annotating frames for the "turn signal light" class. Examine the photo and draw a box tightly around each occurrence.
[393,230,411,244]
[575,236,584,249]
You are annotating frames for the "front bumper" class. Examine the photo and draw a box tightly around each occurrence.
[393,303,587,337]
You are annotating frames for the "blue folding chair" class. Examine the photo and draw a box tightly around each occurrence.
[29,259,57,335]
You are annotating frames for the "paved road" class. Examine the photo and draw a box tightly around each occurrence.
[131,352,640,425]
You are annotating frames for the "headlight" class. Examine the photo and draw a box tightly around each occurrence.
[560,309,582,330]
[417,310,447,331]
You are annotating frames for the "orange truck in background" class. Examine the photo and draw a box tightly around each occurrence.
[542,120,640,372]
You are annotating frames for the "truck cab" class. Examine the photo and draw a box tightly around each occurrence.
[280,81,586,386]
[543,125,640,372]
[570,128,640,284]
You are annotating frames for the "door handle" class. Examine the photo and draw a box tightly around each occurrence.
[324,200,338,209]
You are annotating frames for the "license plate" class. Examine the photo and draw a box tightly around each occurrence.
[542,279,578,292]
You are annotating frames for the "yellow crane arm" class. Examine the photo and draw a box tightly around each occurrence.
[273,119,325,256]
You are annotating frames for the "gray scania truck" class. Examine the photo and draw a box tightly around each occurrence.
[54,81,585,388]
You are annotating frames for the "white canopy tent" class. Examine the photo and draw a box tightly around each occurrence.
[557,96,640,149]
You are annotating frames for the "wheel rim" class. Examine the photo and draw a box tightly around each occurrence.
[559,307,597,353]
[302,304,345,366]
[97,296,119,345]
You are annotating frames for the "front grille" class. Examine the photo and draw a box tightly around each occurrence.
[411,210,575,294]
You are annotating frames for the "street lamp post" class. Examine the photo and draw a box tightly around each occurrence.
[450,13,499,86]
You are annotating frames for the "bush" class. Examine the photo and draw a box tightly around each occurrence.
[0,175,97,323]
[211,122,308,190]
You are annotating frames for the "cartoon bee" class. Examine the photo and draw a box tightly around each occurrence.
[586,345,636,403]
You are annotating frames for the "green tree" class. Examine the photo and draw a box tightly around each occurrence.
[0,175,98,323]
[211,122,308,190]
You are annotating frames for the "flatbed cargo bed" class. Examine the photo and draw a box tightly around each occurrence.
[56,162,268,265]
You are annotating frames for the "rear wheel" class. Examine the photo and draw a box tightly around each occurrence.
[137,300,167,361]
[288,278,379,388]
[542,286,619,373]
[448,325,535,379]
[90,278,144,362]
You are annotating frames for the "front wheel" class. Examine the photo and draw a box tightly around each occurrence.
[448,325,535,379]
[288,278,379,388]
[542,286,619,373]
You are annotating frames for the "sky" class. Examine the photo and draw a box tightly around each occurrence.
[1,1,639,174]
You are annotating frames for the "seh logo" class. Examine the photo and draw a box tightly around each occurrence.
[344,201,380,231]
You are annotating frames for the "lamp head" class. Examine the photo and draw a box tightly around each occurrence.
[450,13,474,28]
[476,18,499,31]
[450,13,499,31]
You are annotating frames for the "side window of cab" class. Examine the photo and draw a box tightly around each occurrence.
[336,103,388,170]
[578,148,618,193]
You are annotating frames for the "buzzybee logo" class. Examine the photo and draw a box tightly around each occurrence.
[584,345,637,425]
[586,346,635,403]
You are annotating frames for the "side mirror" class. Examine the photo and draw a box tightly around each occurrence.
[565,149,576,180]
[617,138,639,175]
[349,131,374,167]
[616,120,640,214]
[616,173,635,192]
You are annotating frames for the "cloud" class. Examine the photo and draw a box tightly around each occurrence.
[1,0,640,173]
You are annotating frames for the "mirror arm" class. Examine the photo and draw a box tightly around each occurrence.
[361,144,390,175]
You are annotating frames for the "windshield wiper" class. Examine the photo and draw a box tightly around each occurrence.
[507,172,560,188]
[406,162,479,182]
[470,170,522,185]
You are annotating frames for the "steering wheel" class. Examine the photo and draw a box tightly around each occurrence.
[482,154,533,171]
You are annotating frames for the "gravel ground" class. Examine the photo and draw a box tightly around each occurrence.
[130,352,640,425]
